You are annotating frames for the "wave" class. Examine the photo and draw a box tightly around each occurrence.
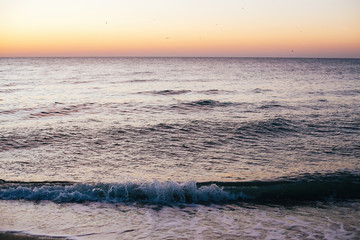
[234,118,299,138]
[176,100,234,109]
[259,103,283,109]
[0,181,238,204]
[2,116,359,152]
[252,88,273,93]
[198,89,236,95]
[188,100,230,106]
[28,103,95,119]
[1,173,359,204]
[139,90,191,95]
[125,79,159,83]
[168,99,236,111]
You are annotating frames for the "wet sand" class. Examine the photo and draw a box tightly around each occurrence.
[0,232,67,240]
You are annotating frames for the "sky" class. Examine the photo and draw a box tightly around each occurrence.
[0,0,359,58]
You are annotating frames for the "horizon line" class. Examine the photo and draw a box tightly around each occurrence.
[1,56,359,60]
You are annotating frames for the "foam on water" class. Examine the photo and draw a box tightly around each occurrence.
[0,181,242,204]
[1,199,359,240]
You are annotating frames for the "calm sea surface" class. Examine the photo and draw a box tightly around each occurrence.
[0,57,359,239]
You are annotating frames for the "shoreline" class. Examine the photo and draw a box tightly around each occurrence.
[0,232,68,240]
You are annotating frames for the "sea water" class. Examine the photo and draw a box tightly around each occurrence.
[0,57,359,239]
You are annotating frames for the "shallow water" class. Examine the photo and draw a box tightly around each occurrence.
[1,57,360,239]
[1,200,359,239]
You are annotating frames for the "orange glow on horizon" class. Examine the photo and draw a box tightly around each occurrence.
[2,29,359,58]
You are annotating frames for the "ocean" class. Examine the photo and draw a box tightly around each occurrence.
[0,57,359,239]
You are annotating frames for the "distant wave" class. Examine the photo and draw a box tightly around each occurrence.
[28,103,95,119]
[187,100,232,106]
[173,100,234,109]
[122,71,154,76]
[198,89,237,95]
[234,118,299,138]
[139,90,191,96]
[257,101,293,110]
[0,88,22,94]
[1,172,359,204]
[252,88,273,94]
[259,103,283,109]
[124,79,159,83]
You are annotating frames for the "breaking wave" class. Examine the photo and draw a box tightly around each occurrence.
[1,172,359,204]
[0,181,239,204]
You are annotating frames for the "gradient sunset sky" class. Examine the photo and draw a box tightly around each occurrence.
[1,0,359,58]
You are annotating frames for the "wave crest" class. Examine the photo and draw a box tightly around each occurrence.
[1,172,360,204]
[0,181,242,204]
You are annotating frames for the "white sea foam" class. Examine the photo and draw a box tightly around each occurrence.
[0,181,247,204]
